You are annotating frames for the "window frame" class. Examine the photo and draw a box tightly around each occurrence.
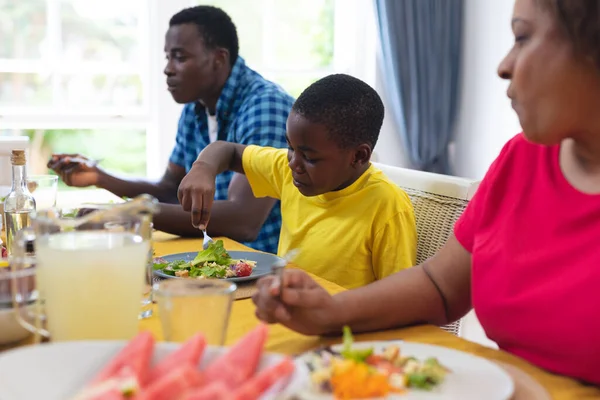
[0,0,376,179]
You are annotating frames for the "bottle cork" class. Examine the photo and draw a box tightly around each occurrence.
[10,150,26,166]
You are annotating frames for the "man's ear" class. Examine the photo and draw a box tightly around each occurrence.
[213,48,230,70]
[352,144,372,167]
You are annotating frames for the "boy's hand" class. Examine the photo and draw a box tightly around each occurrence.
[178,161,217,229]
[252,269,341,336]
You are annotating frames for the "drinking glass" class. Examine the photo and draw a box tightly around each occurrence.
[104,214,154,319]
[154,279,236,344]
[26,175,58,210]
[11,195,158,342]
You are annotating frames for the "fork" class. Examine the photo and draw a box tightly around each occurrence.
[202,229,214,250]
[271,249,300,295]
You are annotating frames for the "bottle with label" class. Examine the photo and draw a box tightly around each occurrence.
[3,150,36,255]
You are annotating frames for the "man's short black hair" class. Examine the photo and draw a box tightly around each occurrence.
[170,6,239,66]
[292,74,384,149]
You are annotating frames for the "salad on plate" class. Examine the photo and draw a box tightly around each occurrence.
[304,327,450,399]
[153,240,257,279]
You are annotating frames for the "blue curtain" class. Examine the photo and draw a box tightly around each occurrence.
[374,0,463,174]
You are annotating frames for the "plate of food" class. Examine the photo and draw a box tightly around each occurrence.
[153,240,283,283]
[293,327,514,400]
[0,325,308,400]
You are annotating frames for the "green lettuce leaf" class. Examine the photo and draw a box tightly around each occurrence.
[191,240,231,266]
[340,325,373,362]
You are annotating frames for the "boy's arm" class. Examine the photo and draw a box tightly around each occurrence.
[194,141,247,176]
[178,141,247,229]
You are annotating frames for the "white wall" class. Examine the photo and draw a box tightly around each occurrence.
[372,0,523,179]
[373,69,409,167]
[451,0,522,179]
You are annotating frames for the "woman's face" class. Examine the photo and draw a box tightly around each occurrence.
[498,0,600,145]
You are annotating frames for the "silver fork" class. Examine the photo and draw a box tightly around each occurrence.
[202,229,214,250]
[271,249,300,293]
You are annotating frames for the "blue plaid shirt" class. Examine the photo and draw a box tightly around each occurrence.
[170,57,294,254]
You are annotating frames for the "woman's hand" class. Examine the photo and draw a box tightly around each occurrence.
[252,269,342,336]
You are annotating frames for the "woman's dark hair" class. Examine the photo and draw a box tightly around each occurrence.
[538,0,600,68]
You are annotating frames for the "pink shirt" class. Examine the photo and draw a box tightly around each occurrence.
[455,134,600,384]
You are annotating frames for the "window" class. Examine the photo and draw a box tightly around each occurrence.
[197,0,335,98]
[1,0,374,183]
[0,0,149,178]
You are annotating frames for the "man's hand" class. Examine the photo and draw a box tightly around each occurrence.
[178,161,217,229]
[47,154,101,187]
[252,269,341,336]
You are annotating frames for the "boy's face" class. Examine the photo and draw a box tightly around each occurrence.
[285,111,371,197]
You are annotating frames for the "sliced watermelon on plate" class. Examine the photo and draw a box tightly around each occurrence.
[90,331,155,385]
[73,365,139,400]
[180,381,232,400]
[144,333,206,386]
[201,324,269,389]
[137,364,203,400]
[232,357,295,400]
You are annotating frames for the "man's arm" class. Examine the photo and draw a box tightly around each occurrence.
[48,154,185,204]
[96,163,184,204]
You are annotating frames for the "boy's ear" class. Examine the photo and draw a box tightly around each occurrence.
[352,144,372,167]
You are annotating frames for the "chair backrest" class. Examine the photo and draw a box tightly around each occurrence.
[373,162,480,335]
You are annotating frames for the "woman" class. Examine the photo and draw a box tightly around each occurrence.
[250,0,600,385]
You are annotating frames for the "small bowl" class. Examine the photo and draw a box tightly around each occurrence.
[0,259,35,306]
[0,261,34,345]
[0,307,31,345]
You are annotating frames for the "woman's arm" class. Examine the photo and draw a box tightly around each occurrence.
[334,235,472,332]
[252,235,472,335]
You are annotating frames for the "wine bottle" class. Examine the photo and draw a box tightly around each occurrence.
[3,150,36,255]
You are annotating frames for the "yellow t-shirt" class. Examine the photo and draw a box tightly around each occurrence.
[242,145,417,289]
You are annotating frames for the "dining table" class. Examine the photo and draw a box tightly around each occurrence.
[144,232,600,400]
[1,229,599,399]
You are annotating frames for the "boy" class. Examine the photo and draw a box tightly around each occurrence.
[178,74,416,289]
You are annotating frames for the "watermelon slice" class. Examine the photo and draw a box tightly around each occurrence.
[91,331,155,386]
[201,324,268,389]
[72,386,126,400]
[72,366,139,400]
[232,358,295,400]
[144,333,206,386]
[181,381,232,400]
[137,364,203,400]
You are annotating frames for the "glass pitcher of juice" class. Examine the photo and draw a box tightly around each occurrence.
[11,194,159,342]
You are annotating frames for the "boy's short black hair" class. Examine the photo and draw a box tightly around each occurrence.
[170,6,239,66]
[292,74,384,149]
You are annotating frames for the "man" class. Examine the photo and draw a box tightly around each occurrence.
[48,6,294,253]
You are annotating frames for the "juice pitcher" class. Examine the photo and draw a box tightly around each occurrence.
[11,194,158,343]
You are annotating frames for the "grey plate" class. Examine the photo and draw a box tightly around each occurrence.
[153,251,283,283]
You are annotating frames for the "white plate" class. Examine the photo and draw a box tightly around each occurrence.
[0,341,310,400]
[294,341,515,400]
